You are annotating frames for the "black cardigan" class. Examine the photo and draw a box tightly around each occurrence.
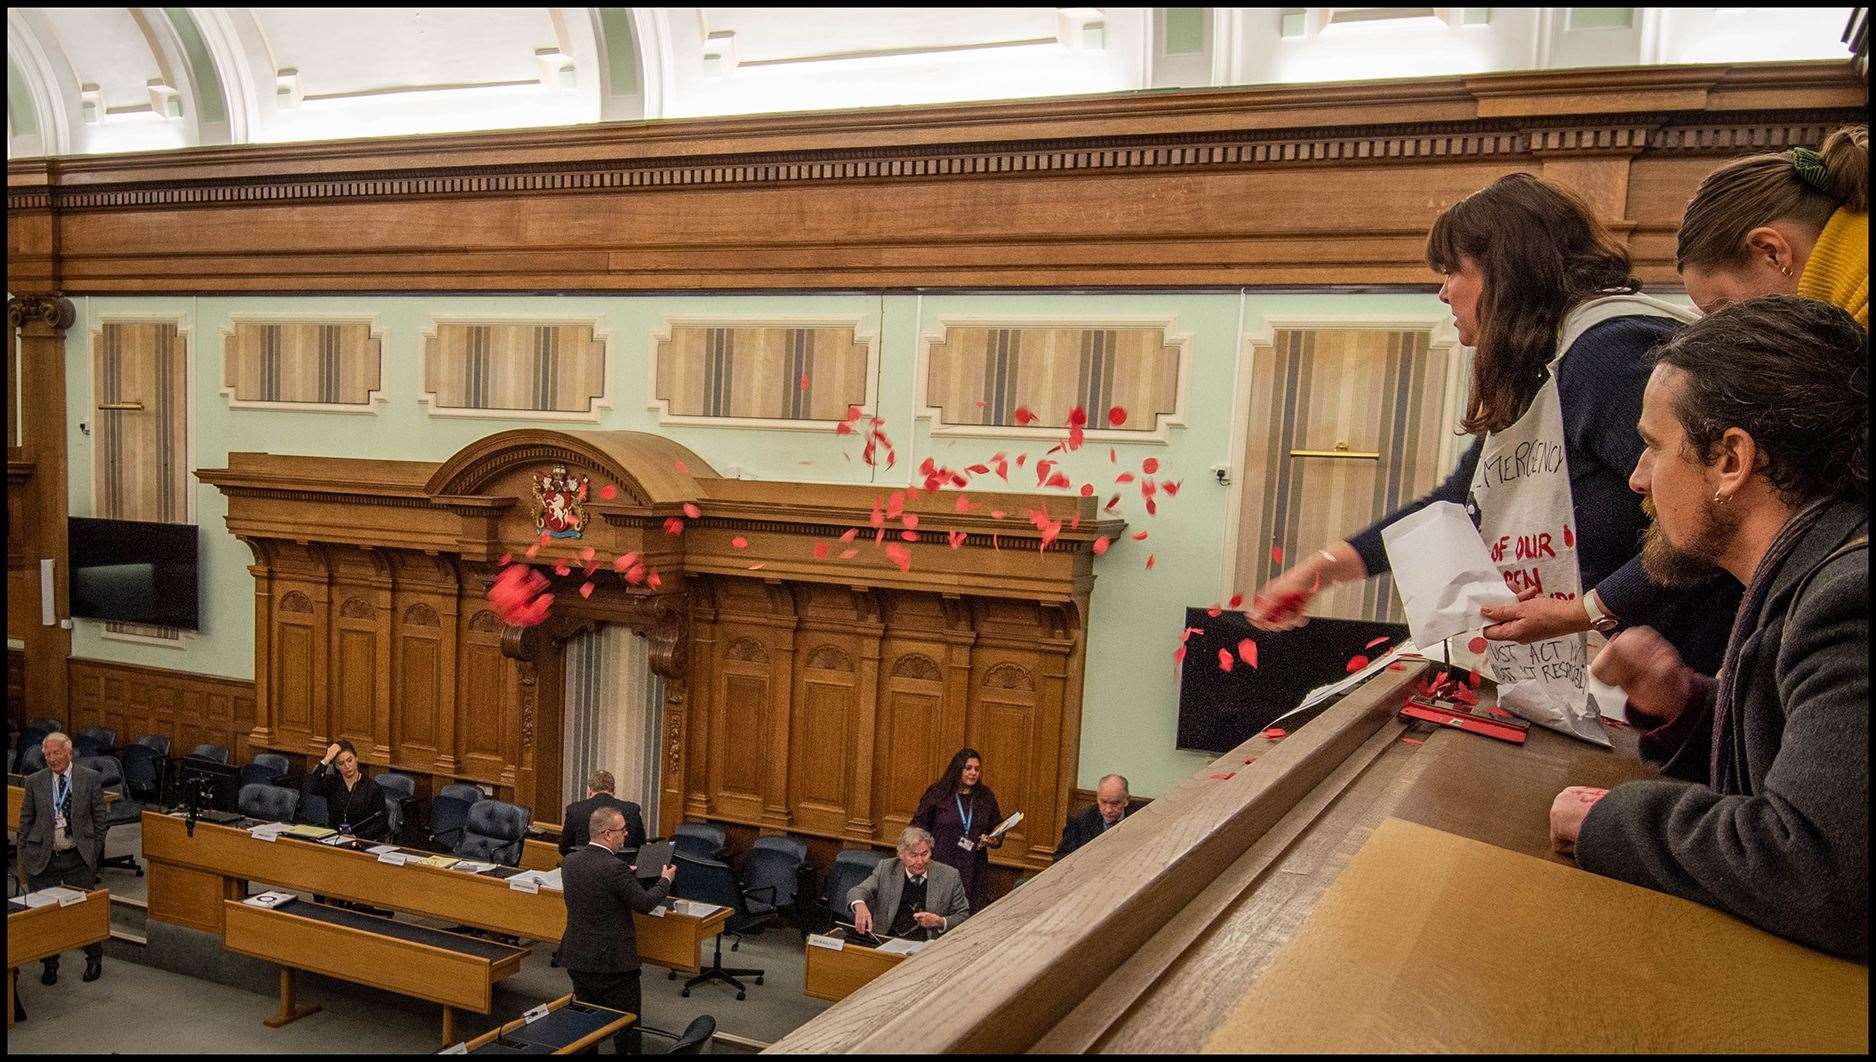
[302,762,390,840]
[1347,316,1740,676]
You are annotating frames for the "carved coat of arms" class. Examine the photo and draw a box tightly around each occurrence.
[530,465,590,539]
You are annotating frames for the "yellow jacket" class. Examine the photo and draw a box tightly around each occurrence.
[1798,208,1869,329]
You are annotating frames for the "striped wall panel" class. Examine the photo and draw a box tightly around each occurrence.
[423,322,606,414]
[222,321,382,407]
[924,324,1180,430]
[654,323,869,422]
[1233,328,1455,624]
[92,320,191,640]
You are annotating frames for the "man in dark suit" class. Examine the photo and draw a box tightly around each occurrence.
[560,805,674,1054]
[15,732,110,984]
[1054,774,1137,861]
[558,770,647,855]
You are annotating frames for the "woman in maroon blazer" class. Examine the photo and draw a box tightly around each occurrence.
[911,747,1003,912]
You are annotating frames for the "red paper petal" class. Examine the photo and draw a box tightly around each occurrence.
[838,548,859,560]
[1238,639,1258,668]
[1207,605,1223,618]
[1270,545,1284,564]
[600,484,617,501]
[1131,530,1149,541]
[1211,772,1236,781]
[1217,647,1235,672]
[1013,406,1038,426]
[625,564,646,584]
[553,562,571,576]
[579,582,595,599]
[1080,483,1095,497]
[1467,636,1488,654]
[1107,405,1127,427]
[839,527,860,543]
[1162,480,1181,496]
[1563,524,1575,549]
[1228,593,1244,609]
[798,374,811,390]
[1142,457,1160,474]
[580,547,595,561]
[1092,536,1111,556]
[1364,636,1389,649]
[948,530,967,550]
[902,512,920,530]
[664,517,685,535]
[835,422,853,435]
[1468,669,1481,688]
[1263,727,1287,739]
[647,571,662,589]
[675,460,690,474]
[1145,554,1156,570]
[498,552,512,566]
[1108,447,1118,463]
[525,543,540,558]
[731,536,749,549]
[1400,736,1425,746]
[683,503,702,519]
[884,542,913,572]
[812,543,830,560]
[1145,498,1157,516]
[1345,654,1370,673]
[1173,646,1187,666]
[1115,472,1135,484]
[900,530,919,542]
[990,510,1005,520]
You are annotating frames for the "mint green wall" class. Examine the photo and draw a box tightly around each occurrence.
[64,290,1454,798]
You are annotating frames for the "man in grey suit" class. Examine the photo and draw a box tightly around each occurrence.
[559,805,674,1054]
[15,732,109,983]
[849,826,971,939]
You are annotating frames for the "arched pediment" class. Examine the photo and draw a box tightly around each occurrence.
[423,428,716,507]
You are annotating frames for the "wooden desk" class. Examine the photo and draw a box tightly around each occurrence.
[141,814,729,971]
[802,934,911,1002]
[224,898,526,1046]
[770,665,1742,1054]
[457,992,634,1054]
[7,889,112,1029]
[520,837,561,872]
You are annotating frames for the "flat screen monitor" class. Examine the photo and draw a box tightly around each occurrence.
[67,516,200,630]
[1175,609,1409,754]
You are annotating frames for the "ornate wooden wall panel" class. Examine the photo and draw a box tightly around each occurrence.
[711,634,773,823]
[67,658,257,763]
[877,649,951,836]
[654,323,870,422]
[223,320,382,407]
[423,322,606,415]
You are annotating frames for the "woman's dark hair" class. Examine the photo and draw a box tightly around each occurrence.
[923,747,984,802]
[1427,173,1638,434]
[333,739,358,760]
[1677,125,1867,271]
[1650,294,1868,506]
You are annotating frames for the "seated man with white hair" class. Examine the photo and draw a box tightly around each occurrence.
[848,826,971,940]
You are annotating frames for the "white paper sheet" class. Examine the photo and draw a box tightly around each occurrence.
[1382,502,1517,648]
[874,937,929,956]
[23,886,87,909]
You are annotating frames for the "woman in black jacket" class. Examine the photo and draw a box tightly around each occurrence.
[302,739,389,840]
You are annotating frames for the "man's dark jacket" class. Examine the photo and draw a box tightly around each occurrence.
[558,793,646,855]
[558,844,671,972]
[1577,499,1868,959]
[1054,801,1139,861]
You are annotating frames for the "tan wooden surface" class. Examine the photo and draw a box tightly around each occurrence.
[1206,818,1868,1053]
[802,939,907,1003]
[7,888,111,1030]
[520,838,560,872]
[142,810,728,971]
[222,898,523,1014]
[456,993,636,1054]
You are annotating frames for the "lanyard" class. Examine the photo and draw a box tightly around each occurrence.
[55,773,68,810]
[955,794,973,836]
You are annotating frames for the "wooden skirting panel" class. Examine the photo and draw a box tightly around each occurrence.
[6,63,1863,293]
[68,658,258,763]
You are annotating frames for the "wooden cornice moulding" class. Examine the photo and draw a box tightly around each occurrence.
[9,61,1859,293]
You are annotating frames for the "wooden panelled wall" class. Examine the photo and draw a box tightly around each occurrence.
[67,658,257,762]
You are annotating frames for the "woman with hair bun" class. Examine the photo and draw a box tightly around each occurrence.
[1677,125,1867,327]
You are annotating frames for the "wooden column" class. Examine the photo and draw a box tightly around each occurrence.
[7,293,75,725]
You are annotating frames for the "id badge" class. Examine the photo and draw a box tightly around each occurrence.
[957,836,974,851]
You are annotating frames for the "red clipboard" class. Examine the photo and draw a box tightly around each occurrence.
[1399,697,1529,745]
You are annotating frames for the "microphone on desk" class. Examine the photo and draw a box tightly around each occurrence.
[340,807,385,838]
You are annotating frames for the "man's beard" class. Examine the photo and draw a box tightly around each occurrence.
[1640,495,1736,586]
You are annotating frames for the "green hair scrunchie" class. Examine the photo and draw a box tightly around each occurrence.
[1788,146,1830,193]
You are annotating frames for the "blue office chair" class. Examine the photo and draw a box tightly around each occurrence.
[121,744,166,805]
[238,761,285,791]
[429,782,484,851]
[18,727,53,760]
[456,799,531,867]
[74,727,117,759]
[671,853,766,1000]
[135,734,172,758]
[740,837,808,945]
[672,821,728,862]
[823,847,889,927]
[298,793,329,828]
[638,1014,716,1055]
[16,745,47,775]
[374,772,416,842]
[78,755,145,876]
[26,718,63,735]
[253,752,290,777]
[239,782,301,824]
[188,743,231,765]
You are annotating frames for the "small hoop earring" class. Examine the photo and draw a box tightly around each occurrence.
[1780,265,1793,278]
[1713,490,1726,504]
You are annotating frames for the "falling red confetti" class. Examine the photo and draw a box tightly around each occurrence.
[579,582,595,599]
[1346,655,1370,673]
[902,512,920,531]
[836,422,854,435]
[955,494,973,513]
[1116,472,1136,484]
[974,399,987,408]
[580,547,596,562]
[948,530,967,550]
[1107,406,1127,428]
[1218,647,1235,672]
[1207,604,1223,618]
[1104,493,1121,513]
[1013,406,1039,426]
[1238,639,1259,668]
[1364,636,1389,650]
[1211,772,1236,781]
[1092,536,1111,556]
[1108,447,1118,463]
[675,460,689,474]
[599,484,617,501]
[1563,524,1575,549]
[1271,545,1284,564]
[838,548,859,560]
[839,527,860,543]
[990,510,1005,520]
[497,552,512,566]
[1131,530,1149,541]
[1080,483,1095,497]
[812,543,830,560]
[647,571,662,589]
[731,536,749,549]
[1264,728,1287,739]
[1145,554,1156,570]
[1145,499,1158,516]
[1467,636,1488,654]
[798,374,811,390]
[1142,457,1160,474]
[901,530,919,542]
[1162,480,1181,497]
[664,517,685,535]
[525,543,540,559]
[884,542,912,572]
[553,562,571,576]
[1228,593,1244,609]
[1387,662,1406,671]
[1468,669,1481,688]
[683,503,702,519]
[1173,645,1187,668]
[1401,736,1425,747]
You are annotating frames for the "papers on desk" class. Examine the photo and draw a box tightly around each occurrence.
[450,859,498,874]
[874,937,929,956]
[318,834,356,846]
[807,933,845,951]
[243,890,296,909]
[415,854,460,870]
[1270,644,1424,732]
[376,850,409,866]
[671,899,726,918]
[532,867,562,892]
[248,821,290,843]
[280,824,338,840]
[366,844,400,856]
[505,867,563,893]
[22,886,88,909]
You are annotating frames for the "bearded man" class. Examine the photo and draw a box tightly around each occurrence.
[1549,295,1867,959]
